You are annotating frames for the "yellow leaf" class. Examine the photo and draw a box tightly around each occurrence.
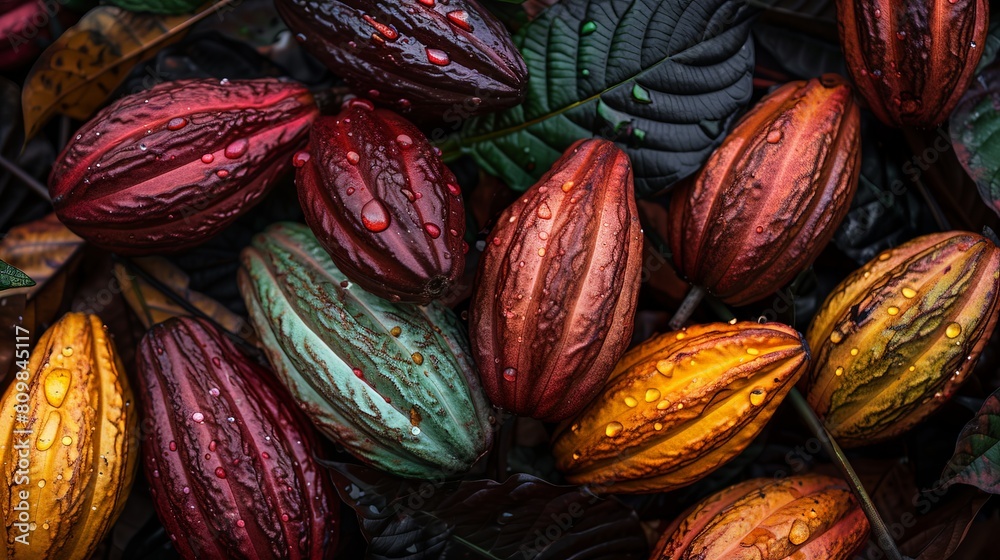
[113,257,256,344]
[21,1,237,139]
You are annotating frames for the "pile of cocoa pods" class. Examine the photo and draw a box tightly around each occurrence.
[2,0,999,559]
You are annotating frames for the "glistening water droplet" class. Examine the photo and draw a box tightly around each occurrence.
[946,322,962,338]
[424,223,441,238]
[224,138,249,159]
[446,10,472,31]
[581,20,597,35]
[605,422,623,437]
[426,48,450,66]
[361,200,391,232]
[503,367,517,381]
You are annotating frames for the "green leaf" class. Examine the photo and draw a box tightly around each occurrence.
[950,58,1000,219]
[0,259,35,291]
[104,0,203,14]
[444,0,756,196]
[940,386,1000,493]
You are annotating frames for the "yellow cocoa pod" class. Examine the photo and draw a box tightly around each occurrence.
[806,231,1000,447]
[0,313,137,559]
[553,321,808,493]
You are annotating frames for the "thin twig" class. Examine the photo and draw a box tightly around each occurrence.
[0,154,50,202]
[788,389,905,560]
[668,285,705,330]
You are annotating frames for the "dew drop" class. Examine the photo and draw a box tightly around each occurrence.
[572,451,581,460]
[756,226,764,233]
[212,357,221,367]
[169,441,177,451]
[446,183,461,196]
[346,151,360,165]
[537,203,552,219]
[424,223,441,238]
[657,400,671,410]
[655,360,673,376]
[216,169,229,179]
[749,388,767,406]
[645,388,661,402]
[224,138,249,159]
[390,326,402,337]
[183,486,190,494]
[43,368,72,408]
[746,348,759,356]
[654,422,663,430]
[362,14,398,40]
[766,129,782,143]
[215,467,227,478]
[887,306,900,316]
[971,41,978,48]
[201,154,215,164]
[209,440,217,452]
[446,10,473,31]
[236,519,245,528]
[411,426,421,436]
[850,348,859,356]
[901,287,917,298]
[192,412,205,423]
[396,134,413,147]
[835,366,844,376]
[874,8,881,17]
[878,252,891,261]
[897,31,907,41]
[346,187,356,196]
[789,519,810,545]
[491,237,502,246]
[631,83,652,104]
[605,422,624,437]
[503,367,517,381]
[581,20,597,35]
[426,48,450,65]
[36,411,60,451]
[411,352,424,365]
[352,368,363,378]
[830,331,843,344]
[561,181,574,192]
[624,396,638,407]
[281,513,290,522]
[61,436,72,446]
[361,200,391,232]
[945,322,962,338]
[139,143,148,151]
[292,151,311,167]
[537,247,546,257]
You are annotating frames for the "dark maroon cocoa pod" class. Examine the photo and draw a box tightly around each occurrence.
[274,0,527,117]
[296,99,466,303]
[136,317,339,560]
[469,138,644,422]
[48,78,317,255]
[836,0,989,128]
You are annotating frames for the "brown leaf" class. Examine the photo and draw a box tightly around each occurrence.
[898,487,990,560]
[0,213,85,385]
[20,1,237,138]
[113,257,255,344]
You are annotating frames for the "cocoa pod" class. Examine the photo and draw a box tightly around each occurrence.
[238,222,494,478]
[552,321,809,493]
[806,231,1000,447]
[296,99,466,303]
[651,474,869,559]
[137,317,339,559]
[668,75,861,306]
[274,0,527,117]
[48,78,317,255]
[836,0,989,128]
[470,138,643,422]
[0,313,137,560]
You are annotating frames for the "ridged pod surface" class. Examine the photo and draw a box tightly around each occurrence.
[296,100,466,303]
[48,78,317,255]
[0,313,136,560]
[836,0,989,127]
[470,138,643,422]
[552,322,809,493]
[650,475,869,559]
[137,317,339,559]
[238,222,494,479]
[669,75,861,306]
[274,0,527,116]
[806,231,1000,447]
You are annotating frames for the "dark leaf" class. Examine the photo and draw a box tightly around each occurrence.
[0,259,34,290]
[950,56,1000,219]
[105,0,202,15]
[446,0,756,196]
[0,77,52,232]
[941,386,1000,494]
[752,22,845,81]
[328,462,648,559]
[898,487,990,560]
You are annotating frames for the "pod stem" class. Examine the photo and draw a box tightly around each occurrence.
[788,388,905,560]
[0,154,50,202]
[668,285,705,331]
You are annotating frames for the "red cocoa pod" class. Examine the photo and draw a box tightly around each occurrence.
[137,317,339,559]
[274,0,527,117]
[669,75,861,306]
[470,139,643,422]
[296,99,466,303]
[48,78,317,255]
[651,475,869,559]
[836,0,989,128]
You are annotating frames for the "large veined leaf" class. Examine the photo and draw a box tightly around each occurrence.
[20,0,237,138]
[328,462,648,559]
[940,386,1000,493]
[445,0,756,196]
